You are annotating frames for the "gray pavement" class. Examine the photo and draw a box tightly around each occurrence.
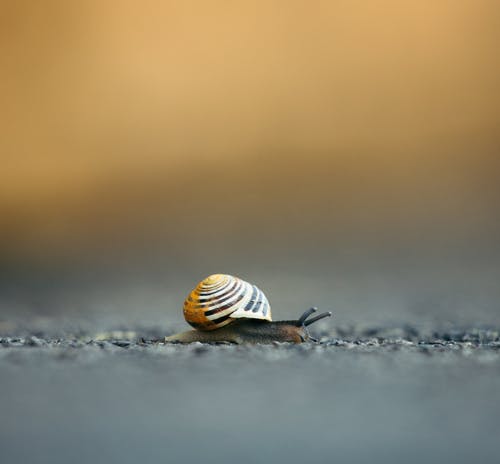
[1,327,499,464]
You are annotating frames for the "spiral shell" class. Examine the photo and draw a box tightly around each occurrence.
[183,274,272,331]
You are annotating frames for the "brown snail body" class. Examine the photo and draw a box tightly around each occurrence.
[165,274,332,344]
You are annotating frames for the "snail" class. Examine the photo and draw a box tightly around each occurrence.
[164,274,332,344]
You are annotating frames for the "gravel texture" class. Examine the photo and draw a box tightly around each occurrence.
[1,326,500,464]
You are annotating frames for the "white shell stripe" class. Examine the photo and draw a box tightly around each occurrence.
[203,280,245,313]
[197,280,236,300]
[206,282,253,320]
[198,280,230,293]
[200,284,245,316]
[243,285,260,312]
[230,284,271,320]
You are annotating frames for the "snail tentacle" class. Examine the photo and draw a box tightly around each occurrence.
[296,307,318,326]
[303,311,332,327]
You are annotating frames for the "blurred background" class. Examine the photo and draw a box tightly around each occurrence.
[1,0,500,329]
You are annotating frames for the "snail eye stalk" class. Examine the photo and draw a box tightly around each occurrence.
[303,312,332,327]
[296,307,332,327]
[297,307,318,326]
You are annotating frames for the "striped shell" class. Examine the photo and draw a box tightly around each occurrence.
[183,274,272,331]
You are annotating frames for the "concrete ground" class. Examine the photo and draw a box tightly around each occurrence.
[1,326,499,464]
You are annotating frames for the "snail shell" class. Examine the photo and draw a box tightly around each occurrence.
[183,274,272,331]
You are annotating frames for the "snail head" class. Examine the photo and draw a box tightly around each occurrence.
[295,307,332,342]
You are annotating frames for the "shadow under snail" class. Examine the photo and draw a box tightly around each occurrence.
[165,274,332,344]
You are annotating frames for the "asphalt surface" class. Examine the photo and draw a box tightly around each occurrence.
[1,326,499,464]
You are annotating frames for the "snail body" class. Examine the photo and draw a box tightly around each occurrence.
[165,274,331,344]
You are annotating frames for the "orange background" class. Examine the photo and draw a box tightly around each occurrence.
[1,1,499,327]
